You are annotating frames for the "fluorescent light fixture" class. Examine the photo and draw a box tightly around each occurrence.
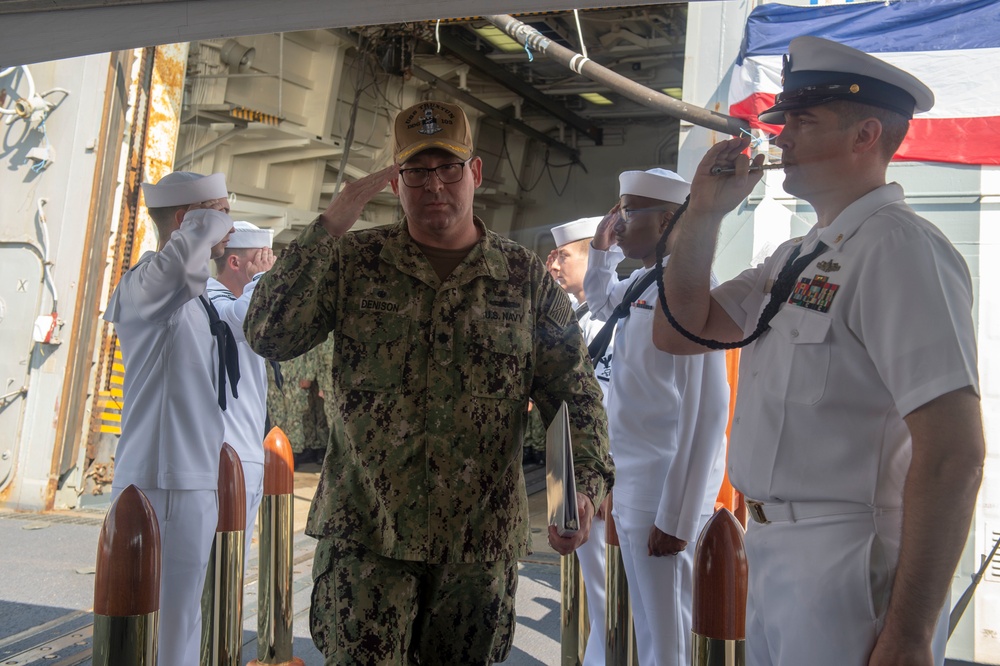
[662,87,683,99]
[472,25,524,53]
[579,92,613,105]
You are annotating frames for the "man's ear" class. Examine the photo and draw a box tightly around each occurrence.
[854,117,883,156]
[173,206,188,230]
[658,211,672,235]
[469,156,484,188]
[227,252,240,272]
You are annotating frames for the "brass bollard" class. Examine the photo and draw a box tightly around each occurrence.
[577,562,589,665]
[202,443,247,666]
[248,427,304,666]
[93,484,161,666]
[604,494,638,666]
[691,508,748,666]
[560,552,583,665]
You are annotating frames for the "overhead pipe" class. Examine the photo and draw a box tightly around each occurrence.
[439,26,603,145]
[482,15,749,137]
[329,27,582,163]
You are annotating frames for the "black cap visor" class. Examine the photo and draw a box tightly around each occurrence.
[759,70,917,125]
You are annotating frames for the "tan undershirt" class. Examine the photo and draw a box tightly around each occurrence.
[414,239,476,282]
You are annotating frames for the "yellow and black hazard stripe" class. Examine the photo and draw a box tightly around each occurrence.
[230,107,282,125]
[96,342,124,435]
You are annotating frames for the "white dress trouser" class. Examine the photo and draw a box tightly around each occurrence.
[744,509,949,666]
[578,514,607,666]
[613,503,709,666]
[242,461,265,564]
[114,486,218,666]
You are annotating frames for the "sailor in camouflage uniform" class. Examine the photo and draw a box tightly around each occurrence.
[266,351,309,455]
[245,100,613,666]
[314,333,344,451]
[300,343,331,463]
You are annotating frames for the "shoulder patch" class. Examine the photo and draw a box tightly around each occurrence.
[546,295,573,329]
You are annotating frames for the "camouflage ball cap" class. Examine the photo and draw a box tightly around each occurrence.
[394,101,473,164]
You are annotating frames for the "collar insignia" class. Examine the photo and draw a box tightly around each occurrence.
[816,259,841,272]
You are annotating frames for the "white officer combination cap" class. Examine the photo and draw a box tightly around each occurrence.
[226,220,272,249]
[140,171,228,208]
[551,216,603,248]
[619,168,690,204]
[759,35,934,125]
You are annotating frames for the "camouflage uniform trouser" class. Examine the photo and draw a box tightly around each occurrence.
[524,404,546,456]
[310,537,518,665]
[269,383,308,453]
[305,384,330,452]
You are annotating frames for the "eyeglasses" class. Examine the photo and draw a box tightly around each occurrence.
[399,159,470,188]
[620,207,673,222]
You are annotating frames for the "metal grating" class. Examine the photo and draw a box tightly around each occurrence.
[0,509,105,526]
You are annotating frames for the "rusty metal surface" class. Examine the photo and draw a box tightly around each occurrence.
[84,44,187,489]
[52,50,134,500]
[89,45,154,446]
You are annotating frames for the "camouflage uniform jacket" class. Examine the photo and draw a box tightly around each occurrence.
[245,217,613,563]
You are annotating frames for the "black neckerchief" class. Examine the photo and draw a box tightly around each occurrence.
[588,268,658,362]
[198,294,241,410]
[207,285,282,389]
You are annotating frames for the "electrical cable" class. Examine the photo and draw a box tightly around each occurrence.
[546,157,574,197]
[500,128,546,193]
[333,36,377,195]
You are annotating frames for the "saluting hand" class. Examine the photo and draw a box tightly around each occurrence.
[545,249,558,278]
[687,136,765,222]
[591,202,621,252]
[245,247,276,279]
[319,163,400,239]
[648,525,687,557]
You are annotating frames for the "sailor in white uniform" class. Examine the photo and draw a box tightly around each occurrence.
[653,37,983,666]
[206,220,276,563]
[105,171,236,666]
[584,169,729,666]
[549,215,613,666]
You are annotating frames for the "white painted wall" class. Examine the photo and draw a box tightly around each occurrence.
[0,55,112,510]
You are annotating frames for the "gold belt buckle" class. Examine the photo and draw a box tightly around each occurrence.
[746,499,770,524]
